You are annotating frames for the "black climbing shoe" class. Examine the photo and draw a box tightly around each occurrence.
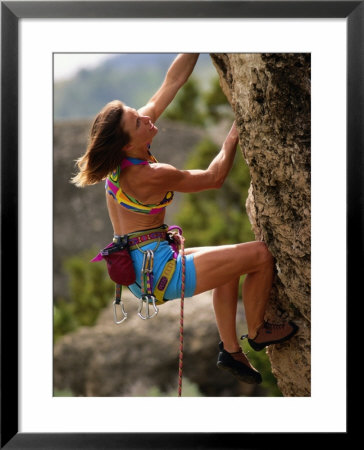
[216,341,262,384]
[241,320,299,352]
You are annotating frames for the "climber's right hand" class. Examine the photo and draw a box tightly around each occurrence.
[227,121,239,147]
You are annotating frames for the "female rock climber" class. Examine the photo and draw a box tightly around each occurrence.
[72,53,298,385]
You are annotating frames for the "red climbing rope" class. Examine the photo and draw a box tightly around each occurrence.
[174,232,186,397]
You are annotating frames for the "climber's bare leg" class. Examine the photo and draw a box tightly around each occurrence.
[212,278,240,352]
[185,248,240,351]
[185,247,240,352]
[186,242,274,347]
[242,263,273,338]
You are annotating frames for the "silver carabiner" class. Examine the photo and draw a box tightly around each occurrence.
[147,250,154,272]
[141,251,148,275]
[143,250,153,273]
[138,295,159,320]
[113,300,128,324]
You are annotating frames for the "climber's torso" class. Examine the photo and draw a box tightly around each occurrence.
[106,156,173,235]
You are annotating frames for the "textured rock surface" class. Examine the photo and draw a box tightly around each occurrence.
[211,53,311,396]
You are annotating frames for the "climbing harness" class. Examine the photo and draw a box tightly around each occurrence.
[92,224,186,396]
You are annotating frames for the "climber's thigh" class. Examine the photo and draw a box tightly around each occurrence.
[191,241,272,295]
[184,246,215,255]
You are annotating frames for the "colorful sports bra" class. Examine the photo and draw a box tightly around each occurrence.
[105,152,174,215]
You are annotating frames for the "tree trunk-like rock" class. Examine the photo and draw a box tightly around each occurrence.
[211,53,311,396]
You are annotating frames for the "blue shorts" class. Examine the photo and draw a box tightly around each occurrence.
[127,240,196,301]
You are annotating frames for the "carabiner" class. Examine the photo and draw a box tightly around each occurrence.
[138,295,159,320]
[147,250,154,272]
[113,300,128,324]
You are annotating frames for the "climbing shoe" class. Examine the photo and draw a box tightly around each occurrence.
[242,320,299,352]
[216,341,262,384]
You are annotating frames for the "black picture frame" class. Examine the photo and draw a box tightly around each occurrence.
[1,1,359,448]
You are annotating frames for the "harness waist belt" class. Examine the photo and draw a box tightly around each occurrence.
[113,225,169,251]
[128,231,167,250]
[113,224,178,305]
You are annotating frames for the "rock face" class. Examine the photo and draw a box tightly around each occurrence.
[211,53,311,396]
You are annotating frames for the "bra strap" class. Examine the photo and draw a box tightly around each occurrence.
[120,157,149,170]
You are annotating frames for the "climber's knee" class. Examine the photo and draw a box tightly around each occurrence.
[253,241,274,269]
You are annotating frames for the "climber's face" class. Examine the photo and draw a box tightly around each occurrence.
[121,106,158,150]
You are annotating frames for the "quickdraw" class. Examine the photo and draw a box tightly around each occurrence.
[137,243,160,320]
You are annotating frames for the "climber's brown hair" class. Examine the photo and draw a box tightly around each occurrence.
[71,100,130,187]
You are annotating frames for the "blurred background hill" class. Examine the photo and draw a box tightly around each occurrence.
[53,53,281,397]
[54,53,215,120]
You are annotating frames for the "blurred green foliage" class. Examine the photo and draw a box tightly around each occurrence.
[163,78,205,126]
[163,76,234,127]
[202,76,234,124]
[175,137,254,246]
[53,388,74,397]
[147,378,203,397]
[54,299,78,342]
[54,249,114,342]
[241,340,282,396]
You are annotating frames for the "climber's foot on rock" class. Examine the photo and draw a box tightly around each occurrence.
[242,320,299,352]
[217,341,262,384]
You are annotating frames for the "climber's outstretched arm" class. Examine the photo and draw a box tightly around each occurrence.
[145,121,239,194]
[138,54,199,122]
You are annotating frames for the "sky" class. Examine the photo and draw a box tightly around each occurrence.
[53,54,113,81]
